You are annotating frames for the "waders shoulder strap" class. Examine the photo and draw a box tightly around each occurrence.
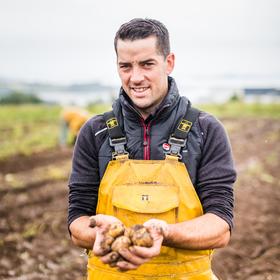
[167,105,200,159]
[103,111,128,159]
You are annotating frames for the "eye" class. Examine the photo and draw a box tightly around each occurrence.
[119,64,131,71]
[143,62,154,67]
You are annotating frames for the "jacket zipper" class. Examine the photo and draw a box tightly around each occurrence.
[141,119,152,160]
[124,100,171,160]
[140,104,171,160]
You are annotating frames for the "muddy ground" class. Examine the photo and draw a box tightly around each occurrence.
[0,118,279,280]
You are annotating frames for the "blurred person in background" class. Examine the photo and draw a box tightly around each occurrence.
[59,107,91,146]
[68,18,236,279]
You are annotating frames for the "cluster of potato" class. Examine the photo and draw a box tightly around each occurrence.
[89,217,153,266]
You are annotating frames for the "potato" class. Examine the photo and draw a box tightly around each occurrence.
[129,224,153,247]
[100,234,114,253]
[89,218,154,266]
[108,223,125,238]
[89,216,97,228]
[107,251,120,262]
[111,235,132,252]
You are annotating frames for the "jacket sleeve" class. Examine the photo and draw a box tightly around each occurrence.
[68,115,105,227]
[196,113,237,230]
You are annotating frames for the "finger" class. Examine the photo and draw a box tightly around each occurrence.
[144,219,169,237]
[92,228,109,256]
[116,260,139,271]
[100,251,120,264]
[129,235,163,258]
[92,214,122,229]
[91,214,110,227]
[118,248,148,266]
[129,245,160,259]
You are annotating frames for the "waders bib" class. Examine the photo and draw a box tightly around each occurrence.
[87,108,217,279]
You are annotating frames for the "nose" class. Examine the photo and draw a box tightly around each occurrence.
[130,67,144,84]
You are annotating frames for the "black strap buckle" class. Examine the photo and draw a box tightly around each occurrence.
[109,137,128,159]
[109,137,127,146]
[167,136,186,159]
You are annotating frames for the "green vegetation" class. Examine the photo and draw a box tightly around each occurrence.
[0,91,43,104]
[197,101,280,118]
[87,102,111,114]
[0,105,61,159]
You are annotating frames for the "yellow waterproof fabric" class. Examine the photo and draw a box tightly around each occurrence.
[87,156,216,279]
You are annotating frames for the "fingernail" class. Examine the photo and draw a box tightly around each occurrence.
[119,249,126,254]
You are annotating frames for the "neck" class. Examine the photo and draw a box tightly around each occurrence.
[137,101,163,120]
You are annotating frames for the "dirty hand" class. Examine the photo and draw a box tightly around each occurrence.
[91,214,123,256]
[111,219,168,271]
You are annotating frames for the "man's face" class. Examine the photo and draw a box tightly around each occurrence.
[116,36,175,117]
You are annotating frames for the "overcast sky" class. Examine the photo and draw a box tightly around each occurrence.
[0,0,279,86]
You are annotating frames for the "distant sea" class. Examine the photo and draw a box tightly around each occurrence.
[36,75,280,106]
[37,90,117,107]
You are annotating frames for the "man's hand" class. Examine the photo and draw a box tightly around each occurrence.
[103,219,167,271]
[91,214,123,256]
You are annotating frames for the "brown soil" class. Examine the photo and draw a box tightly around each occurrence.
[0,118,279,280]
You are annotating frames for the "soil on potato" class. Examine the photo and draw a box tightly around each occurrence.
[0,118,279,280]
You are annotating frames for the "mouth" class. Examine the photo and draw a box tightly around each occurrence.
[130,87,150,97]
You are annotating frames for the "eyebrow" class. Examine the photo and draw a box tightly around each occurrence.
[118,58,156,65]
[140,59,156,64]
[118,61,130,66]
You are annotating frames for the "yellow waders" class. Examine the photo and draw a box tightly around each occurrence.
[87,155,217,279]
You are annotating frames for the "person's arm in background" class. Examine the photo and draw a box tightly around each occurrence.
[59,117,69,147]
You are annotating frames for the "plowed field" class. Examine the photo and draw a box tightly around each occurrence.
[0,118,279,280]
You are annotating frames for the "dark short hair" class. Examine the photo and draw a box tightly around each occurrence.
[114,18,170,58]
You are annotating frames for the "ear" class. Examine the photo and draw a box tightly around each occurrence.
[165,53,175,75]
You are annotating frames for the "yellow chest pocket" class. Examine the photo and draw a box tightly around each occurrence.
[112,184,179,226]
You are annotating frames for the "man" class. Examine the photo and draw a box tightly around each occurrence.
[68,18,236,279]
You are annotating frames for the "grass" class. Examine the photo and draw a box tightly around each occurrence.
[0,105,61,159]
[196,101,280,118]
[0,101,279,160]
[87,103,111,114]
